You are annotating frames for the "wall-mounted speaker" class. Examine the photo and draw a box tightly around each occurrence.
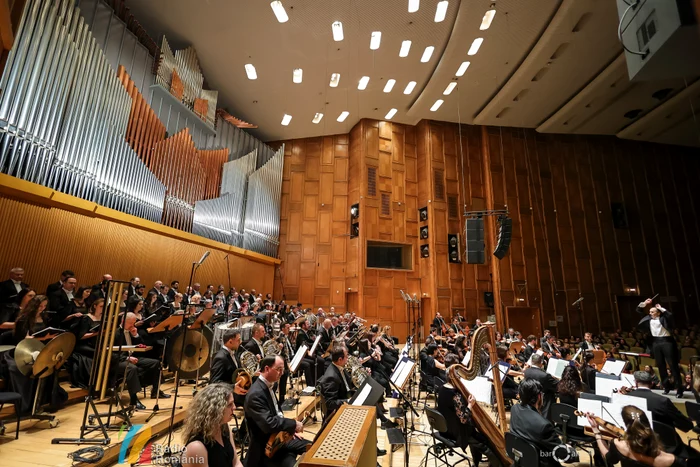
[350,203,360,220]
[420,244,430,258]
[484,291,494,308]
[465,218,485,264]
[420,226,429,239]
[493,216,512,259]
[350,223,359,238]
[419,207,428,222]
[611,202,628,229]
[448,234,461,263]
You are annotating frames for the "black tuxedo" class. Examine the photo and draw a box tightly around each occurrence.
[523,367,558,420]
[245,338,266,358]
[295,330,324,385]
[318,363,352,418]
[522,344,535,362]
[579,341,596,352]
[45,281,62,297]
[0,279,27,323]
[510,403,577,467]
[637,308,682,393]
[626,388,693,432]
[244,377,304,467]
[48,289,74,328]
[319,328,333,352]
[581,364,597,392]
[211,347,246,407]
[167,288,177,301]
[127,284,137,297]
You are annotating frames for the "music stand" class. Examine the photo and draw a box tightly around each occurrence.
[186,308,215,395]
[389,378,425,467]
[289,344,308,419]
[390,357,416,392]
[349,375,384,407]
[145,315,184,422]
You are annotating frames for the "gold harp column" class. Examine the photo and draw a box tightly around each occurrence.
[481,127,505,329]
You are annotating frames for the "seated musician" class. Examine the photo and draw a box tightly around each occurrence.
[581,352,598,392]
[425,327,439,346]
[580,332,599,351]
[295,319,324,385]
[244,355,310,467]
[521,334,537,363]
[210,329,249,404]
[114,312,167,401]
[420,344,447,389]
[358,338,390,397]
[437,353,505,467]
[180,383,244,467]
[510,379,578,467]
[523,353,558,419]
[542,334,562,359]
[317,345,393,456]
[319,318,334,358]
[245,323,267,359]
[453,335,469,361]
[587,406,684,467]
[495,345,520,400]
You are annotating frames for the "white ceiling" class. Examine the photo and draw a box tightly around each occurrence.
[126,0,700,147]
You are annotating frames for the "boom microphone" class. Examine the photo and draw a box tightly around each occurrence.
[571,296,584,306]
[197,251,210,266]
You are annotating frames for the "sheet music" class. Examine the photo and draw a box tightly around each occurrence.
[461,376,492,404]
[602,402,626,428]
[391,360,407,383]
[577,399,602,427]
[309,335,321,356]
[546,358,568,379]
[602,359,627,375]
[620,373,636,387]
[527,349,544,366]
[461,350,472,366]
[497,362,510,382]
[611,393,648,411]
[595,375,626,397]
[290,345,308,373]
[351,384,373,406]
[392,359,414,388]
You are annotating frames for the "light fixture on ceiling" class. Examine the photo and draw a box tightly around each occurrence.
[332,21,344,41]
[404,81,417,94]
[468,37,484,55]
[408,0,419,13]
[480,8,496,30]
[337,111,350,122]
[383,79,396,93]
[444,82,457,95]
[358,76,370,90]
[399,40,412,57]
[430,99,444,111]
[330,73,341,87]
[312,113,324,124]
[244,64,257,80]
[421,46,434,62]
[385,108,397,120]
[455,61,470,76]
[281,114,292,125]
[370,31,382,50]
[270,1,289,23]
[293,68,303,83]
[435,1,448,22]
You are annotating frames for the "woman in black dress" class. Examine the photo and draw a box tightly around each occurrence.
[68,299,105,388]
[557,365,582,407]
[180,383,243,467]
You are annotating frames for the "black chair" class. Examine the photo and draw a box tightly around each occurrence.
[419,370,441,409]
[505,432,540,467]
[421,407,471,467]
[0,391,21,439]
[686,401,700,449]
[550,403,594,466]
[654,421,680,454]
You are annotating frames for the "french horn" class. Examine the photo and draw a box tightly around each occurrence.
[232,350,259,390]
[346,355,369,388]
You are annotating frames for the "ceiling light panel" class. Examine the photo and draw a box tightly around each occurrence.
[370,31,382,50]
[330,73,340,87]
[408,0,419,13]
[270,1,289,23]
[383,79,396,93]
[430,99,444,111]
[281,114,292,125]
[293,68,302,83]
[455,61,470,77]
[468,38,484,55]
[312,113,323,124]
[358,76,370,90]
[245,64,257,80]
[444,82,457,95]
[385,108,397,120]
[332,21,344,41]
[480,9,496,30]
[404,81,417,94]
[435,1,448,22]
[337,111,349,122]
[421,46,434,63]
[399,40,412,58]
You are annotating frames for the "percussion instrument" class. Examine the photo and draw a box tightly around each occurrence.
[15,333,76,378]
[170,326,213,379]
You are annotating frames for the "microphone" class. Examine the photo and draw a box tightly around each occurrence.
[571,296,584,306]
[197,251,210,267]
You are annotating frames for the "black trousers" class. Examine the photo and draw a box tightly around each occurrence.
[116,361,142,395]
[279,369,289,403]
[301,355,324,386]
[134,357,162,393]
[652,336,682,392]
[272,437,312,467]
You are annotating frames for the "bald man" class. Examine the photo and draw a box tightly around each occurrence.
[0,267,29,323]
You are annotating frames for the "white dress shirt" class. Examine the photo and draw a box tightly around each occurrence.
[650,318,670,337]
[12,280,22,293]
[259,375,283,417]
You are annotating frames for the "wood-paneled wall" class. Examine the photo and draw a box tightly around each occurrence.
[0,184,274,297]
[274,119,700,337]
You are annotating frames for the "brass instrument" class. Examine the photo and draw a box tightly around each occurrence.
[322,337,343,359]
[346,325,367,348]
[232,350,258,390]
[262,338,281,357]
[346,355,369,388]
[447,324,512,466]
[266,410,314,458]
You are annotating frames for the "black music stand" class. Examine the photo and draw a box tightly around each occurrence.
[389,378,426,467]
[145,314,184,422]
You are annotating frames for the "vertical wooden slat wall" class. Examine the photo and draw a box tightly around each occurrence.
[0,196,274,296]
[273,119,700,335]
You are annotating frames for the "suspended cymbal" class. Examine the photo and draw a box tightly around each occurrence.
[170,327,212,377]
[0,344,15,353]
[33,333,76,378]
[293,316,306,325]
[15,338,44,376]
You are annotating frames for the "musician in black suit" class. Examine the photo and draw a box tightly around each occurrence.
[295,320,324,385]
[433,312,446,335]
[45,269,73,297]
[245,323,267,359]
[167,280,179,302]
[210,329,249,407]
[510,379,578,467]
[319,319,334,353]
[88,274,111,307]
[541,334,561,359]
[48,276,83,328]
[523,353,558,420]
[244,355,309,467]
[627,371,693,432]
[581,352,597,392]
[579,332,598,352]
[522,335,537,362]
[636,298,684,397]
[0,267,29,323]
[127,277,140,298]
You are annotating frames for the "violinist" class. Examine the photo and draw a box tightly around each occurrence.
[542,334,562,359]
[433,312,447,336]
[453,335,469,361]
[425,327,440,346]
[450,317,463,335]
[522,335,538,363]
[495,345,520,400]
[420,344,447,389]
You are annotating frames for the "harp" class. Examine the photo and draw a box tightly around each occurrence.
[447,323,512,466]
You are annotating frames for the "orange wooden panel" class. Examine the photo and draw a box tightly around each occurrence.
[335,158,349,182]
[300,261,316,278]
[299,278,315,305]
[284,251,301,286]
[331,279,345,306]
[304,196,318,220]
[332,236,346,263]
[316,254,331,288]
[364,295,378,318]
[288,211,302,243]
[379,277,393,307]
[320,172,334,205]
[290,172,304,203]
[318,211,332,244]
[322,136,335,165]
[301,236,316,261]
[306,157,320,181]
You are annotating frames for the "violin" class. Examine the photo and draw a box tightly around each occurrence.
[574,410,626,439]
[436,347,448,363]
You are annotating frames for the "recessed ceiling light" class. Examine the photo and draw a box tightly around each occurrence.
[332,21,344,41]
[443,82,457,95]
[468,37,484,55]
[480,9,496,30]
[370,31,382,50]
[337,111,349,122]
[270,1,289,23]
[435,1,448,22]
[404,81,417,94]
[430,99,444,111]
[313,113,324,124]
[358,76,370,90]
[330,73,340,87]
[281,114,292,125]
[245,64,257,80]
[383,79,396,93]
[293,68,303,83]
[455,61,470,76]
[421,46,434,63]
[385,108,398,120]
[408,0,419,13]
[399,40,412,58]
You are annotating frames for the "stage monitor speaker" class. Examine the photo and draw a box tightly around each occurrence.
[465,218,485,264]
[419,207,428,222]
[611,202,628,229]
[420,244,430,258]
[420,226,429,239]
[484,292,494,308]
[350,203,360,220]
[448,234,461,263]
[350,222,359,238]
[493,217,512,260]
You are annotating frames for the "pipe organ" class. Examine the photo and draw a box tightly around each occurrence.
[193,149,258,246]
[0,0,284,258]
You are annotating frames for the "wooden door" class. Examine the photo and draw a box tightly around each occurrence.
[346,292,359,315]
[506,306,541,339]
